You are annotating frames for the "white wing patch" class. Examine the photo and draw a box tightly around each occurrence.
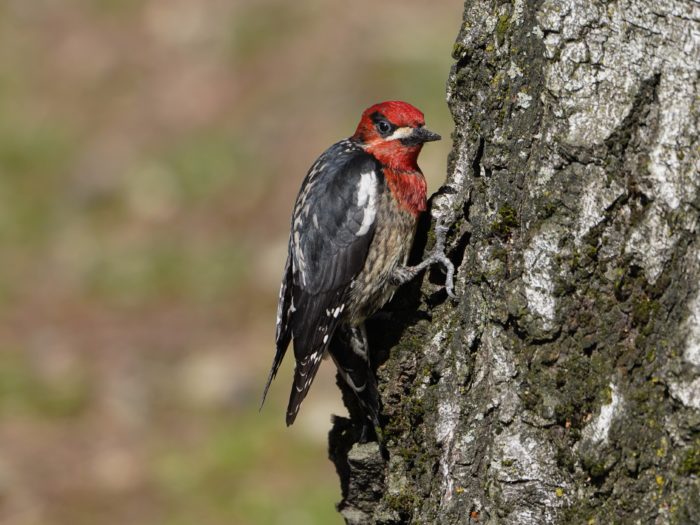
[356,170,378,237]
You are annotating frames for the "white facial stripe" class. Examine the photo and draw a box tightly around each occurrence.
[356,170,377,236]
[386,126,414,141]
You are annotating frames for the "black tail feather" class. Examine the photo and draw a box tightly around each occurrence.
[260,326,292,411]
[263,253,294,410]
[285,350,324,425]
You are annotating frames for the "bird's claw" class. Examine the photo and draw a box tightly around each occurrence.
[433,250,457,299]
[391,223,458,299]
[431,223,457,299]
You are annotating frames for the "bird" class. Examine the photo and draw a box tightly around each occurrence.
[261,100,454,434]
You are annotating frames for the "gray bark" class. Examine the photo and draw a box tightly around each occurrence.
[329,0,700,524]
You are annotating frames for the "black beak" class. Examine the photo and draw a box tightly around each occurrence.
[401,127,441,146]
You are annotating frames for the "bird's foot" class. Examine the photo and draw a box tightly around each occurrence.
[391,223,456,298]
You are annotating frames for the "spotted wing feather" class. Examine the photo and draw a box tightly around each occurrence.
[261,139,383,425]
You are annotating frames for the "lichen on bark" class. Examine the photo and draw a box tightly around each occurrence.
[329,1,700,523]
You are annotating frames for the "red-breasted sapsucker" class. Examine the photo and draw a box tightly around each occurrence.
[261,101,454,433]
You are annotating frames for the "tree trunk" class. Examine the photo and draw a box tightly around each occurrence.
[328,0,700,523]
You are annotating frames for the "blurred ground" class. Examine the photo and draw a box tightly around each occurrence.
[0,0,463,523]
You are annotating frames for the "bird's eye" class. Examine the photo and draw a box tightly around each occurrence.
[376,120,392,135]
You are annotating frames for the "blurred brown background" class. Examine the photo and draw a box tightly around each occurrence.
[0,1,462,523]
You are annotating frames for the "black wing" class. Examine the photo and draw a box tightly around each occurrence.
[261,140,383,425]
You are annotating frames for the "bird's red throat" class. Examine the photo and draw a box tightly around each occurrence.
[365,142,427,217]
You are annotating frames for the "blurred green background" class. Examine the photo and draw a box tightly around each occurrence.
[0,1,462,523]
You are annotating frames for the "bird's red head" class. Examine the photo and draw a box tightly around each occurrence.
[352,101,441,171]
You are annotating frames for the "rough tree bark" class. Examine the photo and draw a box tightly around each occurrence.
[329,0,700,524]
